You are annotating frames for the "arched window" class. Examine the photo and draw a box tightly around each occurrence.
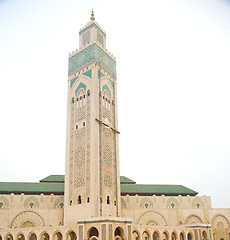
[107,196,110,204]
[202,231,208,240]
[76,89,86,109]
[53,232,62,240]
[172,232,177,240]
[102,90,111,110]
[67,231,76,240]
[180,233,185,240]
[6,234,13,240]
[88,227,99,239]
[163,232,169,240]
[41,233,49,240]
[132,231,139,240]
[78,195,82,204]
[153,232,159,240]
[114,227,124,239]
[29,233,37,240]
[187,233,192,240]
[59,202,64,208]
[29,202,35,208]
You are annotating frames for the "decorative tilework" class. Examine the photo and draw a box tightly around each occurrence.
[102,84,111,97]
[69,43,116,77]
[109,79,114,88]
[75,82,86,96]
[98,70,105,78]
[83,70,92,78]
[70,76,78,88]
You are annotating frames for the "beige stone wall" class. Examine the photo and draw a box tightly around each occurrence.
[0,194,63,228]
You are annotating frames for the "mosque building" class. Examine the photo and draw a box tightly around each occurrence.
[0,11,229,240]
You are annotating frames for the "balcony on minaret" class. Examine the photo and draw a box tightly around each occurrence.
[79,10,106,49]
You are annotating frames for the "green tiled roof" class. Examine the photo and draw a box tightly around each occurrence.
[40,175,64,183]
[0,175,198,196]
[121,184,197,196]
[120,176,136,184]
[0,182,64,195]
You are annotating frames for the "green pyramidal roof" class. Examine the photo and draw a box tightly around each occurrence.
[0,175,198,196]
[40,175,65,183]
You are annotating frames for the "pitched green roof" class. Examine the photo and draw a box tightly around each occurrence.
[0,182,64,195]
[40,175,64,183]
[120,176,136,184]
[121,184,197,196]
[0,175,198,196]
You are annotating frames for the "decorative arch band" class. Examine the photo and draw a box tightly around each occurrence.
[102,84,111,97]
[75,82,86,96]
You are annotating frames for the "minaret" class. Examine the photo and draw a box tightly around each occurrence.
[64,11,121,224]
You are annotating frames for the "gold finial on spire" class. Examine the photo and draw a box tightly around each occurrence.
[90,9,95,21]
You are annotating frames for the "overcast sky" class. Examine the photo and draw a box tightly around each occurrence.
[0,0,230,208]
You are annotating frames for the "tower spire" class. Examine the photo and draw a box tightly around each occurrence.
[90,9,95,21]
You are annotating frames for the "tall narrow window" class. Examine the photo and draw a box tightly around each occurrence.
[78,195,82,204]
[107,196,110,204]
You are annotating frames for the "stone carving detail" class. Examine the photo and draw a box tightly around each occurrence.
[11,211,44,228]
[24,197,39,209]
[54,197,64,208]
[0,196,9,208]
[138,211,167,226]
[166,198,179,209]
[185,215,203,225]
[212,215,229,240]
[140,197,154,209]
[212,215,229,229]
[192,197,204,209]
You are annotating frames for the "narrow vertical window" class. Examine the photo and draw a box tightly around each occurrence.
[78,195,82,204]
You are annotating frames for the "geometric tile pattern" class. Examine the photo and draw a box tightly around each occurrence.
[68,43,116,77]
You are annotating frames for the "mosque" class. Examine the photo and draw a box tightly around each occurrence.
[0,12,229,240]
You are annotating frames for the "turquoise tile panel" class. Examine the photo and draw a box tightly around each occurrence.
[68,43,116,77]
[109,79,114,89]
[102,84,111,97]
[83,70,92,78]
[98,70,105,78]
[75,82,86,96]
[70,76,79,88]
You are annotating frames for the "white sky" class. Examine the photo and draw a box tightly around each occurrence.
[0,0,230,208]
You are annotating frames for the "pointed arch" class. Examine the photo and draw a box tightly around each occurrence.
[11,211,45,228]
[138,211,167,226]
[102,84,111,97]
[185,215,203,225]
[75,82,86,96]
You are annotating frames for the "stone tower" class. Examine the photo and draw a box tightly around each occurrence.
[64,11,121,224]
